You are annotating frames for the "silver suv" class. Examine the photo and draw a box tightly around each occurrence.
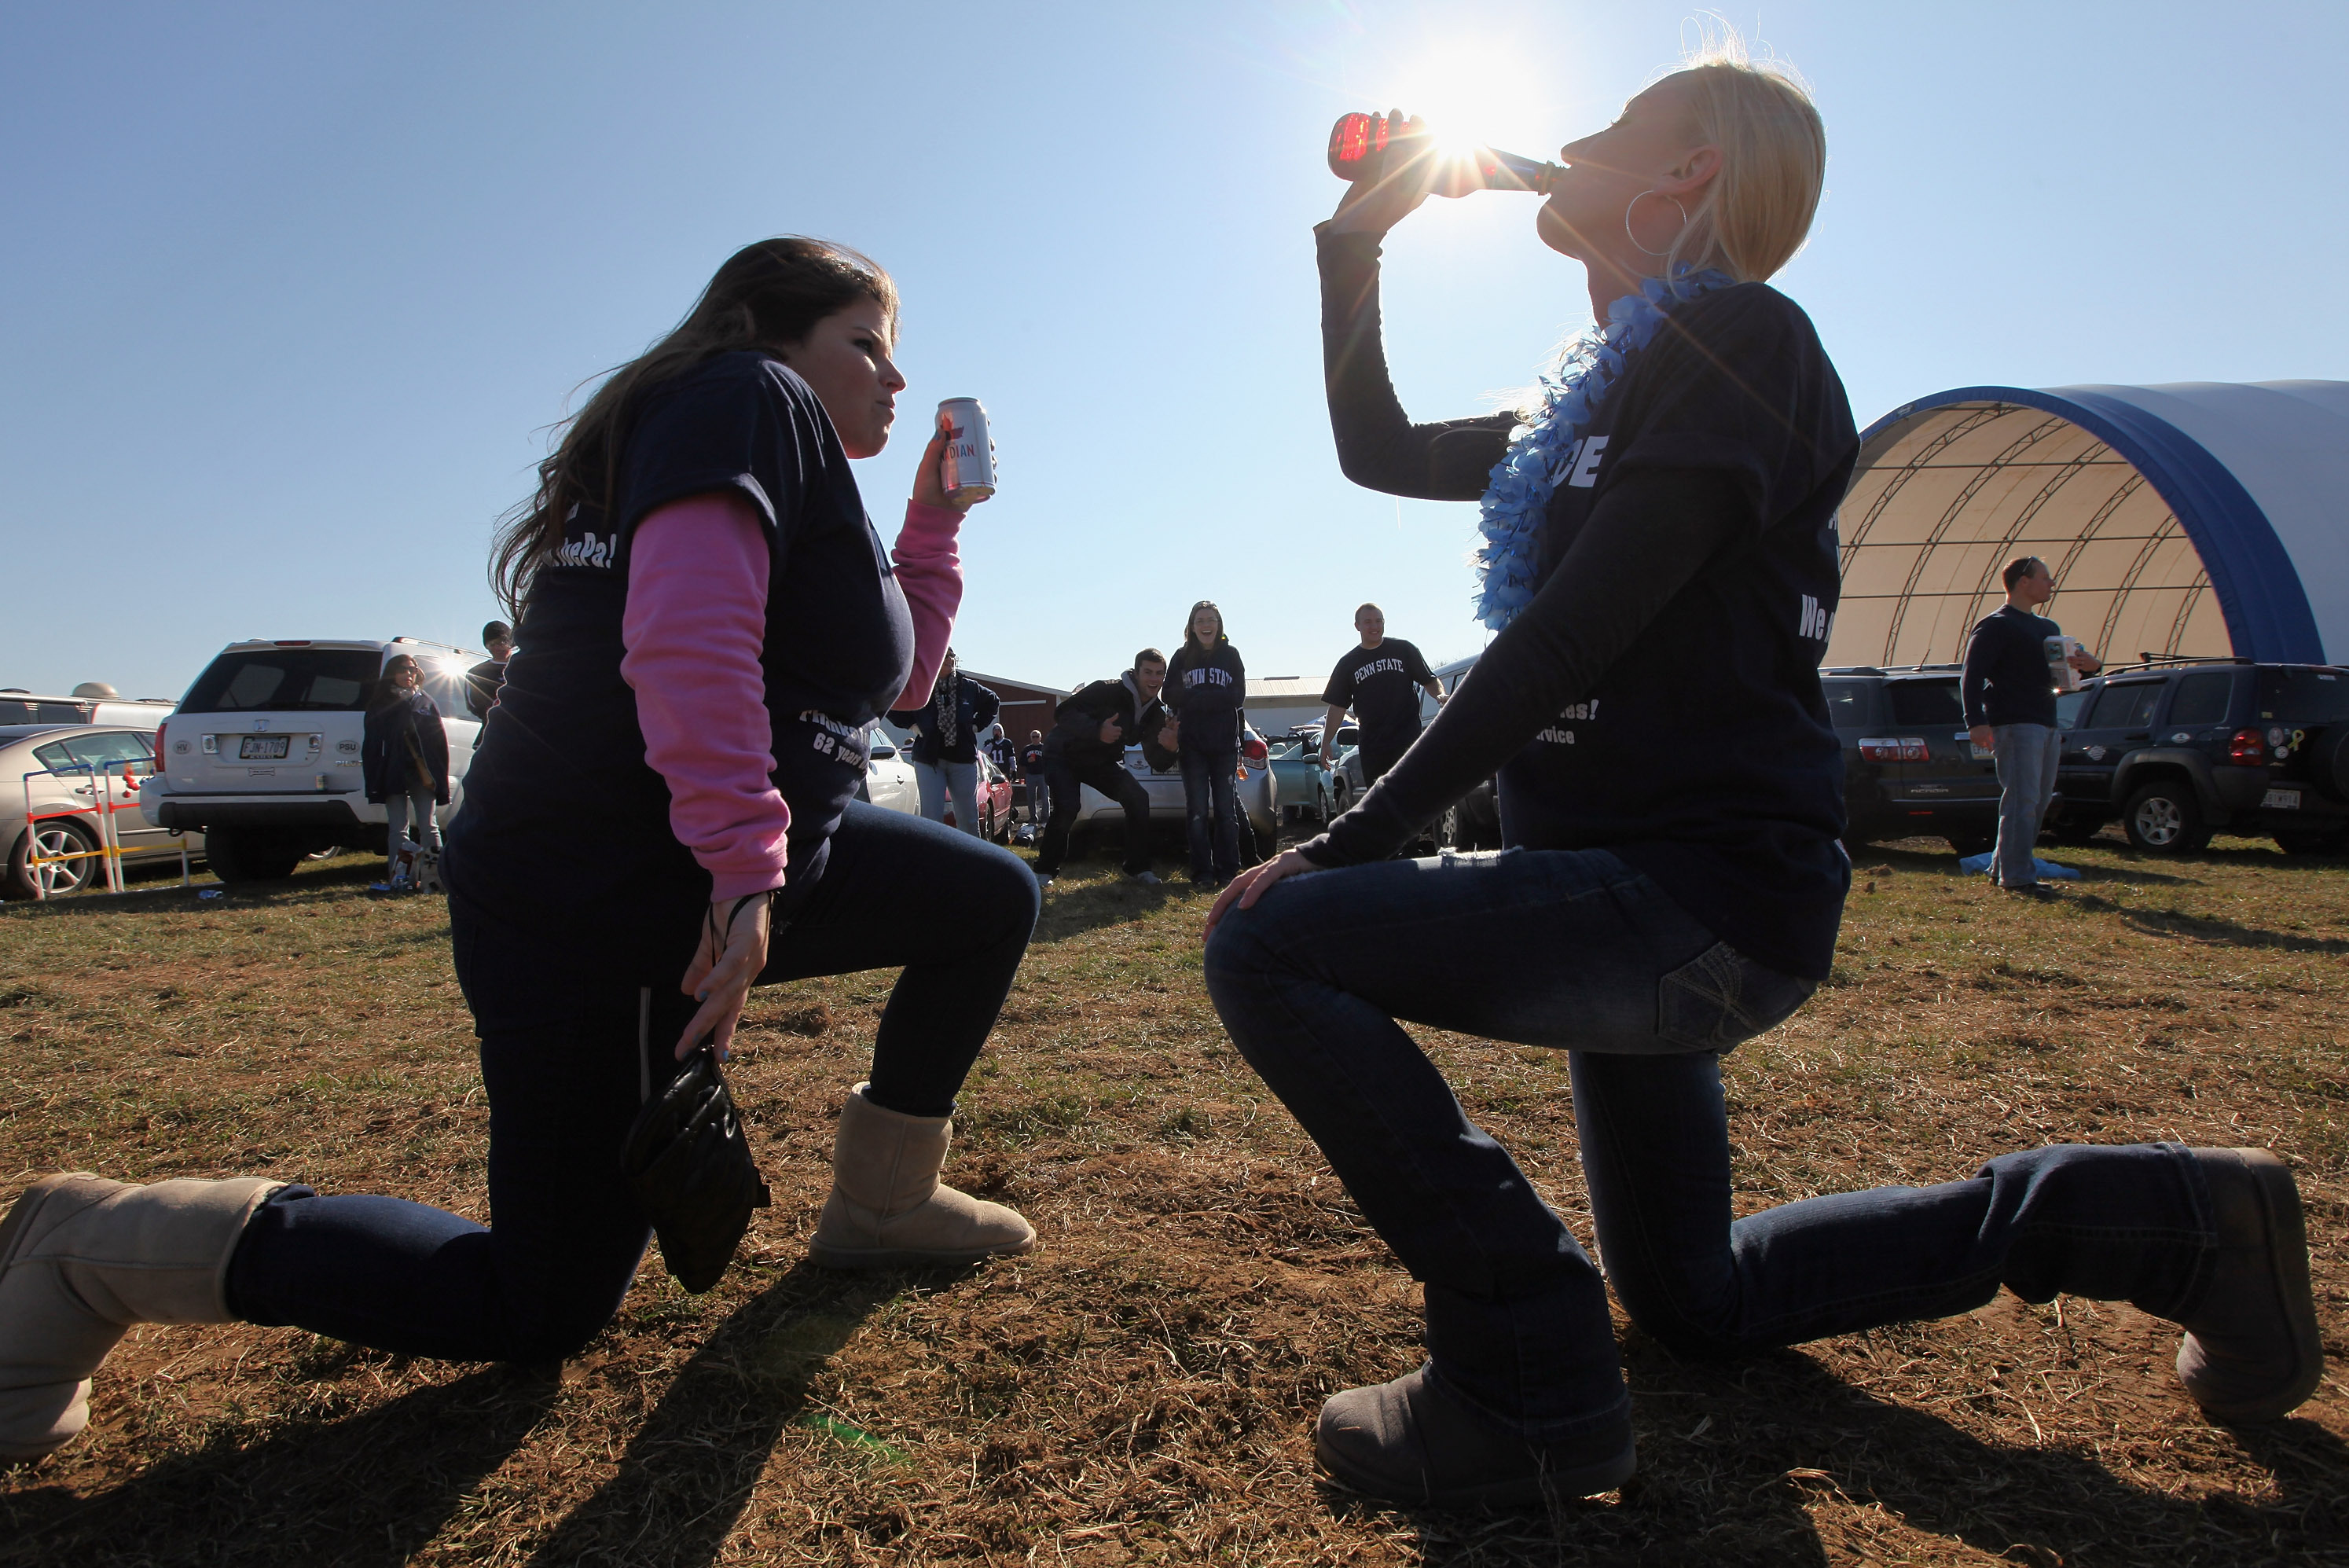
[142,637,485,882]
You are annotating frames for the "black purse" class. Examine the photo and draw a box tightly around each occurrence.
[622,1033,771,1294]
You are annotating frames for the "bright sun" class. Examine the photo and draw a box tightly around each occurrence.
[1373,39,1551,156]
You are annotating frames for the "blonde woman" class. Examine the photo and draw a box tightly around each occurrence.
[1203,54,2316,1505]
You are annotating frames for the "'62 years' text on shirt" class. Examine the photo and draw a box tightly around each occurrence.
[448,351,916,974]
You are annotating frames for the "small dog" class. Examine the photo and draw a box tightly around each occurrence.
[412,850,446,895]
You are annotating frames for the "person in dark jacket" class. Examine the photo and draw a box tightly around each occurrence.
[886,648,1000,836]
[1033,652,1173,887]
[1017,729,1050,826]
[1162,600,1247,885]
[464,621,514,721]
[1962,557,2101,895]
[1200,64,2315,1511]
[361,654,451,891]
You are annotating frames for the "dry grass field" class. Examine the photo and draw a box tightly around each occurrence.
[3,832,2347,1566]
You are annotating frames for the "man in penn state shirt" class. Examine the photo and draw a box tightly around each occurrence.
[1963,556,2101,897]
[1320,604,1444,792]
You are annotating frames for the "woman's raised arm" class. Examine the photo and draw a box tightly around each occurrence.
[1318,230,1513,501]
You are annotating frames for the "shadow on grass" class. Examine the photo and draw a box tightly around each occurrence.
[2061,893,2349,956]
[1334,1347,2348,1566]
[5,858,380,920]
[522,1257,959,1567]
[0,1359,560,1568]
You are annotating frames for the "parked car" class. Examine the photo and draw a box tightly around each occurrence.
[862,729,919,815]
[1065,725,1279,861]
[2050,659,2349,854]
[141,638,484,883]
[948,755,1015,843]
[1268,730,1336,828]
[1319,722,1503,852]
[0,689,176,729]
[3,725,204,898]
[1822,664,2002,855]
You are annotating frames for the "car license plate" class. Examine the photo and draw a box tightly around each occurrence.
[239,735,292,761]
[2262,788,2302,810]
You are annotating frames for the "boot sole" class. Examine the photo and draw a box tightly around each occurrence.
[1314,1430,1636,1509]
[806,1235,1036,1271]
[2185,1148,2323,1423]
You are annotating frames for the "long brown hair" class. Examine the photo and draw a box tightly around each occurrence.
[490,237,899,616]
[1178,599,1226,659]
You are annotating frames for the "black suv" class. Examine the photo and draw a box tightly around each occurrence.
[2049,659,2349,854]
[1822,665,2002,854]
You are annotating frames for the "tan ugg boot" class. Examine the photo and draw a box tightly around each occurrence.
[807,1085,1035,1269]
[2175,1148,2321,1423]
[0,1173,283,1460]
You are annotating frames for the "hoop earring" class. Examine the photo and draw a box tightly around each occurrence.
[1624,189,1690,258]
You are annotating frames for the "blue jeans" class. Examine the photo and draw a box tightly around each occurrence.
[1992,722,2061,886]
[1180,744,1240,883]
[1204,846,2220,1439]
[914,758,982,836]
[226,801,1039,1363]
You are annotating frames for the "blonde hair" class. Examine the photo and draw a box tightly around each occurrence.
[1663,35,1825,284]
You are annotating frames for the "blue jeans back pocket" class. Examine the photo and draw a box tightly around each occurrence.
[1657,941,1815,1052]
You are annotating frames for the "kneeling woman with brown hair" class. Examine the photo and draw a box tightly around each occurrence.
[0,237,1040,1460]
[1204,51,2318,1507]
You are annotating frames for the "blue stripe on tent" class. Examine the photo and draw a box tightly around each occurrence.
[1862,386,2324,663]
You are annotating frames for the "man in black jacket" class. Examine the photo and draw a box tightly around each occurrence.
[1034,651,1173,887]
[1962,557,2101,895]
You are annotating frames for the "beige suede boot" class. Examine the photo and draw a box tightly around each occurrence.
[0,1173,283,1460]
[807,1085,1035,1269]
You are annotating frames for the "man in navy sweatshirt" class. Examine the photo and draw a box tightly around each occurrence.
[1962,557,2102,895]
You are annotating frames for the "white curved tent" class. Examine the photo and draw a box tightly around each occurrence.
[1826,381,2349,668]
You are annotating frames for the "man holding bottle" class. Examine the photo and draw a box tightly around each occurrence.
[1963,556,2101,896]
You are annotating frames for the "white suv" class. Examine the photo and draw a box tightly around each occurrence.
[142,637,485,883]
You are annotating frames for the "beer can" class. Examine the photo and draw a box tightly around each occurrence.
[938,396,996,502]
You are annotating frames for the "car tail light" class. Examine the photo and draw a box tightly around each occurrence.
[1242,735,1268,764]
[2228,727,2266,764]
[1858,736,1929,762]
[153,721,167,772]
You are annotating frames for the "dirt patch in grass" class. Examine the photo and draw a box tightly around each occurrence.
[5,838,2349,1563]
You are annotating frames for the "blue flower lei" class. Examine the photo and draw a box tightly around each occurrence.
[1472,266,1736,630]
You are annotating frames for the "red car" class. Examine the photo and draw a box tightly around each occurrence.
[942,755,1016,843]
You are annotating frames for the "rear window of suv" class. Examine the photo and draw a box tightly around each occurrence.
[2167,671,2234,726]
[181,649,380,713]
[1886,679,1963,728]
[2256,668,2349,723]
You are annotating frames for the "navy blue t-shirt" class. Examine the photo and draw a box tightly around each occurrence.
[448,351,913,971]
[1323,637,1435,758]
[1497,288,1853,977]
[1317,229,1856,979]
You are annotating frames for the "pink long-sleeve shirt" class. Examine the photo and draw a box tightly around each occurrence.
[619,493,963,902]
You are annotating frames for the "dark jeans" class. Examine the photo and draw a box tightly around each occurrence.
[1180,744,1240,883]
[226,802,1039,1364]
[1037,755,1152,876]
[1203,846,2221,1439]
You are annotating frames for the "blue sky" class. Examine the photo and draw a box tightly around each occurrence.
[5,1,2343,702]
